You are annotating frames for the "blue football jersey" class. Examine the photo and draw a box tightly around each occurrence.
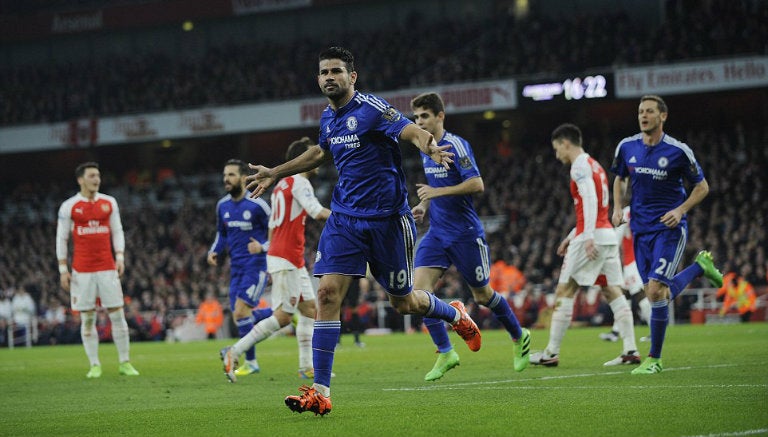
[420,131,484,240]
[318,91,413,218]
[610,133,704,235]
[210,192,271,272]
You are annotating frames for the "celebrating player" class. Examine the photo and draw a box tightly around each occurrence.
[611,95,723,374]
[410,92,530,381]
[209,159,272,378]
[221,138,330,382]
[245,47,481,416]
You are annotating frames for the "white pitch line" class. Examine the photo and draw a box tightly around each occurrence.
[386,383,767,392]
[383,363,743,392]
[681,429,768,437]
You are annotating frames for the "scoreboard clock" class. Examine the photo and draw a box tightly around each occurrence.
[519,73,613,103]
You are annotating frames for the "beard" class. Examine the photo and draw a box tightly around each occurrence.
[227,184,243,197]
[322,84,348,101]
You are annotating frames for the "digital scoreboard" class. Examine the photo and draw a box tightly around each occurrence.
[519,73,613,103]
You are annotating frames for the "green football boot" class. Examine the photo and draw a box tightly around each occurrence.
[86,364,102,379]
[631,357,663,375]
[513,328,531,372]
[424,349,460,381]
[695,250,723,288]
[118,362,140,376]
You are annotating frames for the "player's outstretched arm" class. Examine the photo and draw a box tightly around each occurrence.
[246,145,330,198]
[400,124,453,169]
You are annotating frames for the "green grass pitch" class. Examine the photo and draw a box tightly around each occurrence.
[1,323,766,437]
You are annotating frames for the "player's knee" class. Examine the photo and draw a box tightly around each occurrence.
[388,294,422,314]
[273,310,292,327]
[232,308,250,319]
[471,286,493,304]
[646,281,668,301]
[389,300,411,314]
[555,283,576,298]
[316,286,341,307]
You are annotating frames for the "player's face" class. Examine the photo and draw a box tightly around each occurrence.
[318,59,356,101]
[412,107,443,136]
[78,168,101,194]
[638,100,667,135]
[551,139,571,164]
[223,165,244,196]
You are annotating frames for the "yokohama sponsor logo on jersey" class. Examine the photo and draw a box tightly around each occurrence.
[633,166,668,180]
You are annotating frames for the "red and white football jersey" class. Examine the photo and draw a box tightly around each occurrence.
[267,175,325,269]
[570,153,614,244]
[56,193,124,272]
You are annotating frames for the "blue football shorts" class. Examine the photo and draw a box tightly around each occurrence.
[414,229,491,288]
[229,268,268,310]
[634,225,688,288]
[314,211,416,296]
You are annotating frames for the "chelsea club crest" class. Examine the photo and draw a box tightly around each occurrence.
[346,116,358,131]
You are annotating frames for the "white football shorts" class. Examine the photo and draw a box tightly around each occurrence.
[269,266,316,312]
[623,261,644,294]
[558,239,623,286]
[70,269,124,310]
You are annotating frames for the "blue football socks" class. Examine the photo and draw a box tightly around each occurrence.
[485,291,523,340]
[648,299,669,358]
[424,317,452,353]
[312,320,341,387]
[424,291,459,322]
[670,263,704,299]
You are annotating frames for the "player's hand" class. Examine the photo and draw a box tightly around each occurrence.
[245,164,276,198]
[416,183,439,201]
[426,137,453,169]
[585,239,598,260]
[60,271,71,292]
[411,202,426,223]
[611,209,624,227]
[557,238,570,257]
[116,259,125,277]
[207,252,218,266]
[247,237,263,254]
[660,208,683,228]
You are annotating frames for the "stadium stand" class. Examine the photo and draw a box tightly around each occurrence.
[1,0,766,126]
[0,0,766,344]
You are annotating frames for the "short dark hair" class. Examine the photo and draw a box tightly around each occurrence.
[286,137,314,161]
[411,92,445,115]
[75,162,99,178]
[640,94,668,113]
[551,123,583,147]
[319,46,355,72]
[224,159,248,175]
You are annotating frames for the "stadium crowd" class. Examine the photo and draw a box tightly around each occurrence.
[1,0,766,126]
[0,121,765,345]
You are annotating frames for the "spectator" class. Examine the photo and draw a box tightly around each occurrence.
[0,289,12,346]
[11,286,36,345]
[717,272,757,322]
[196,291,224,340]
